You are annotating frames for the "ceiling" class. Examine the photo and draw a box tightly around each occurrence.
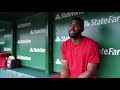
[0,12,41,21]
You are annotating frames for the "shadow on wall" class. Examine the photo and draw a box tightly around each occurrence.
[96,25,114,78]
[98,25,113,47]
[0,47,1,53]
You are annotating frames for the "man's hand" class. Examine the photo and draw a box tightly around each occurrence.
[60,60,70,78]
[77,63,98,78]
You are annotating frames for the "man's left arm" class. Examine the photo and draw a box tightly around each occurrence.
[77,63,98,78]
[78,42,100,78]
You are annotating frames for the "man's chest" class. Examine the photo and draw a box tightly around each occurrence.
[66,44,90,62]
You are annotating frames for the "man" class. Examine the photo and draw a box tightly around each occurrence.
[52,17,100,78]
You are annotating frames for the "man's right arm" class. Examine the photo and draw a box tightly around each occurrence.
[60,60,70,78]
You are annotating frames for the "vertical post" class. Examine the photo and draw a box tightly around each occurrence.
[45,12,54,74]
[12,18,17,59]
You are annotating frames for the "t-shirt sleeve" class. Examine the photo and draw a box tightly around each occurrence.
[61,42,67,60]
[88,42,100,63]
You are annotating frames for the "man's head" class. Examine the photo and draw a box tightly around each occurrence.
[68,17,84,38]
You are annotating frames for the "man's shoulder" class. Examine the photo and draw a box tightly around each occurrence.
[84,36,98,45]
[84,36,96,42]
[62,38,71,46]
[63,38,71,43]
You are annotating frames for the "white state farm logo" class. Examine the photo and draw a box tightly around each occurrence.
[17,55,31,61]
[4,34,11,38]
[55,36,70,42]
[4,47,11,51]
[55,12,84,20]
[0,28,5,32]
[17,22,31,28]
[55,59,62,65]
[84,15,120,27]
[17,39,31,44]
[100,48,120,55]
[30,48,46,53]
[84,20,91,27]
[30,28,46,35]
[0,41,5,45]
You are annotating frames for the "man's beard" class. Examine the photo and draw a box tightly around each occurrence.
[69,32,81,38]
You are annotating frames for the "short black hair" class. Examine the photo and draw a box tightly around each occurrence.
[72,17,84,28]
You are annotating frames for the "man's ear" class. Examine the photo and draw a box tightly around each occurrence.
[81,28,84,32]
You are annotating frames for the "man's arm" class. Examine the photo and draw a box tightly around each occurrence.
[60,60,70,78]
[77,63,98,78]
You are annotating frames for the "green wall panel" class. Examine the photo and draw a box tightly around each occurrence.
[53,12,120,78]
[0,21,13,54]
[16,13,48,70]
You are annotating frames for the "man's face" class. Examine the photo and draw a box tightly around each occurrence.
[68,19,83,38]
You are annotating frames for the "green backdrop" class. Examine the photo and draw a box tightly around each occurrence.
[16,13,48,70]
[53,12,120,78]
[0,21,13,54]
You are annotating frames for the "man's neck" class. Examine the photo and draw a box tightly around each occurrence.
[72,36,83,45]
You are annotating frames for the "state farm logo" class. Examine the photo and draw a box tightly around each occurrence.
[84,20,91,27]
[55,36,70,42]
[55,59,62,65]
[55,14,61,20]
[55,12,84,20]
[84,15,120,27]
